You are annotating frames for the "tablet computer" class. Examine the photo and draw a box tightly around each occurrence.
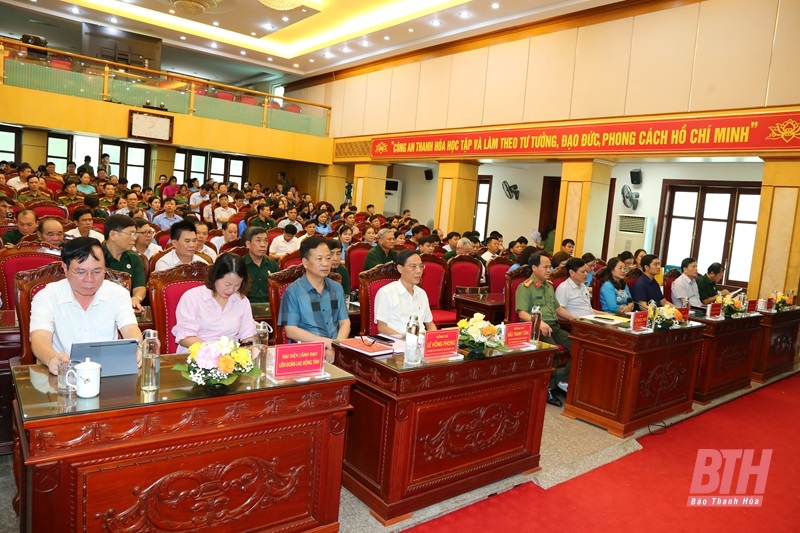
[70,339,139,377]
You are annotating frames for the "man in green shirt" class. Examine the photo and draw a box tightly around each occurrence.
[249,204,276,230]
[2,210,38,247]
[696,262,729,305]
[102,214,147,313]
[328,239,350,293]
[364,228,397,270]
[18,176,52,202]
[243,227,278,304]
[515,252,577,407]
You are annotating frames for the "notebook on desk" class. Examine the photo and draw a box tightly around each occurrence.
[69,339,139,377]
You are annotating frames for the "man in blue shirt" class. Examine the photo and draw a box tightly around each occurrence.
[277,237,350,362]
[631,254,667,311]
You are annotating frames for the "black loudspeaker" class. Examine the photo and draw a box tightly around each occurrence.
[630,169,642,185]
[424,169,434,181]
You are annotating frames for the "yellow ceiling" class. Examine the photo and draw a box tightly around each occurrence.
[68,0,472,58]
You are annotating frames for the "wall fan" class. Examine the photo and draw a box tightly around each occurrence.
[621,184,639,210]
[502,181,519,200]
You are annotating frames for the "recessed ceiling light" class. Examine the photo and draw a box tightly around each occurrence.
[240,50,246,55]
[180,36,186,40]
[383,35,390,41]
[264,24,274,30]
[210,42,218,49]
[309,58,314,63]
[250,32,256,36]
[301,8,307,12]
[340,47,351,53]
[293,63,299,68]
[323,52,334,58]
[212,21,219,26]
[267,57,273,61]
[458,11,470,19]
[169,9,175,14]
[431,20,441,27]
[408,28,414,33]
[109,17,118,24]
[70,7,80,14]
[491,2,500,9]
[30,0,37,3]
[282,16,289,22]
[360,40,369,47]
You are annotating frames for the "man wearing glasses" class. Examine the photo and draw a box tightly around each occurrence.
[373,250,437,336]
[102,215,147,312]
[30,237,143,375]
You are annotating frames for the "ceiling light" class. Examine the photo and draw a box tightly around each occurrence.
[210,42,218,48]
[340,47,351,53]
[309,59,314,63]
[180,35,187,40]
[383,35,390,40]
[110,17,118,23]
[431,20,441,27]
[240,50,246,55]
[360,40,369,47]
[323,52,334,58]
[301,8,307,12]
[70,7,80,14]
[123,0,133,3]
[169,9,175,14]
[212,21,219,26]
[408,28,414,33]
[267,57,273,61]
[491,2,500,9]
[258,0,303,10]
[458,11,470,19]
[264,23,274,30]
[281,16,289,22]
[169,0,219,16]
[293,63,299,68]
[250,31,256,36]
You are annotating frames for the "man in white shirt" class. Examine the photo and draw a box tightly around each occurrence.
[193,220,217,260]
[29,237,142,375]
[442,232,460,253]
[481,236,502,263]
[114,190,138,216]
[277,207,304,231]
[189,183,212,214]
[670,257,703,307]
[297,219,317,241]
[210,221,239,251]
[66,208,105,242]
[7,162,32,191]
[154,220,209,272]
[554,257,595,317]
[213,195,237,229]
[268,224,300,261]
[374,250,437,335]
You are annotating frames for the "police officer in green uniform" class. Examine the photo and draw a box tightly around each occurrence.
[102,214,147,313]
[242,226,278,304]
[516,252,578,407]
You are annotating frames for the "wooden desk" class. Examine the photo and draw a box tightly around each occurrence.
[752,307,800,382]
[0,310,20,455]
[333,341,557,525]
[563,319,704,437]
[454,293,506,324]
[690,314,762,403]
[12,357,355,533]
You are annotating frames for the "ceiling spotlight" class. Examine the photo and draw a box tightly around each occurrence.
[264,24,274,30]
[491,2,500,8]
[70,7,80,14]
[293,63,299,68]
[360,40,369,47]
[340,47,351,53]
[212,21,219,26]
[309,58,314,63]
[282,16,289,22]
[458,11,470,19]
[169,9,175,14]
[384,35,390,40]
[110,17,118,23]
[210,42,218,48]
[267,57,273,61]
[250,31,256,36]
[180,35,187,40]
[431,20,441,27]
[323,52,334,58]
[240,50,246,55]
[408,28,414,33]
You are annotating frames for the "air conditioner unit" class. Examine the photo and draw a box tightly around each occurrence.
[615,214,654,253]
[384,179,402,217]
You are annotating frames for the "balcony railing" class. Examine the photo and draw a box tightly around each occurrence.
[0,38,330,137]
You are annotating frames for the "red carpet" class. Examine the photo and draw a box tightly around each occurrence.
[408,374,799,533]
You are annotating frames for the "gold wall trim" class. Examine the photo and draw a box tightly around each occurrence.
[334,140,372,159]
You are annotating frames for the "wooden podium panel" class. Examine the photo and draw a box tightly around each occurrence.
[691,314,762,403]
[12,357,355,533]
[333,342,556,524]
[752,308,800,382]
[564,320,704,438]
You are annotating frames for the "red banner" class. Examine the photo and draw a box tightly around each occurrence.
[273,341,325,380]
[370,111,800,159]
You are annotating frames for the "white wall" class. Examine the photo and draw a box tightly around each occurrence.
[391,164,438,226]
[606,162,765,256]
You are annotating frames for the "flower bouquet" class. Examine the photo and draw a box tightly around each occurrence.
[774,292,791,312]
[173,336,261,386]
[457,313,506,354]
[649,305,683,330]
[718,294,745,317]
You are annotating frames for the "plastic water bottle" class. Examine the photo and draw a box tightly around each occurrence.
[253,322,271,376]
[405,315,421,366]
[141,329,160,392]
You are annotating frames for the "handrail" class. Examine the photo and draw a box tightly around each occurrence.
[0,36,329,109]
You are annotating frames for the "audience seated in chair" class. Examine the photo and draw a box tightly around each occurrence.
[373,250,437,336]
[147,262,209,354]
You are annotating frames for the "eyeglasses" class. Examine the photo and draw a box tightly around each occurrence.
[69,268,106,278]
[405,263,426,271]
[116,230,137,238]
[137,230,155,236]
[358,336,376,346]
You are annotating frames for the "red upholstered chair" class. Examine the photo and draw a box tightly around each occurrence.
[15,263,131,364]
[446,255,482,309]
[0,250,59,310]
[218,240,243,254]
[358,263,401,336]
[31,204,68,219]
[0,225,18,239]
[230,212,247,226]
[268,265,305,344]
[147,262,209,354]
[354,212,369,223]
[591,267,607,310]
[419,254,456,327]
[216,90,234,101]
[486,256,513,294]
[663,268,681,304]
[194,86,207,96]
[403,242,417,250]
[43,180,65,197]
[279,249,302,269]
[266,227,284,249]
[431,246,446,259]
[154,230,171,249]
[65,201,85,218]
[220,246,247,257]
[92,218,106,233]
[345,242,373,292]
[0,185,17,199]
[626,267,643,290]
[240,95,259,105]
[49,58,72,71]
[284,103,302,113]
[504,265,532,323]
[268,100,282,109]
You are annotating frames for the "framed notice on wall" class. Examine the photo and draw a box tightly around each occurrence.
[128,111,173,143]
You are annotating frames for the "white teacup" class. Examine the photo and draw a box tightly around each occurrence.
[66,358,101,398]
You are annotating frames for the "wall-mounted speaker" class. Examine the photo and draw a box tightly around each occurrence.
[424,169,434,181]
[630,169,642,185]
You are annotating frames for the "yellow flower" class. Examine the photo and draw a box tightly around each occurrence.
[232,347,251,365]
[473,313,485,323]
[457,319,468,329]
[481,325,496,336]
[187,342,202,360]
[217,354,235,374]
[648,306,655,319]
[715,295,723,303]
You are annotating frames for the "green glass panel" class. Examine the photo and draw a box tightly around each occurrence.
[108,79,190,114]
[5,60,103,100]
[194,95,263,127]
[267,109,326,137]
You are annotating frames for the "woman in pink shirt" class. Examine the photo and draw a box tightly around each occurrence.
[172,254,256,353]
[160,176,180,198]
